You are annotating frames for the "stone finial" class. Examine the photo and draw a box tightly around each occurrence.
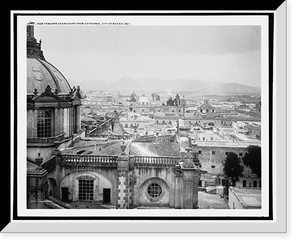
[120,141,127,154]
[33,88,38,95]
[35,153,43,166]
[129,171,137,185]
[174,163,183,176]
[45,85,52,95]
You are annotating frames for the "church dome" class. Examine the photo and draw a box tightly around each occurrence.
[27,58,72,95]
[138,96,149,106]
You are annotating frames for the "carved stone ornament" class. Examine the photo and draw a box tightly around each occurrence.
[183,160,195,168]
[44,85,52,95]
[129,171,137,185]
[174,163,182,176]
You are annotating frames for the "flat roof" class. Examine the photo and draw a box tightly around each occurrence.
[230,187,261,208]
[195,140,261,148]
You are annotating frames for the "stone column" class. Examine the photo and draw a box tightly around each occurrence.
[63,108,68,137]
[27,110,33,137]
[59,108,64,135]
[54,108,59,136]
[33,109,38,137]
[76,105,81,133]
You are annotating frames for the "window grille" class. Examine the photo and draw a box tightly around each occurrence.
[147,183,162,198]
[37,110,52,137]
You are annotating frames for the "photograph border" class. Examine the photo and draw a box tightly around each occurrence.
[4,4,286,234]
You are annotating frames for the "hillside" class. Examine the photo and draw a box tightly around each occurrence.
[71,77,261,94]
[105,77,261,94]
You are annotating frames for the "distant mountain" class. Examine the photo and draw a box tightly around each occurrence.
[70,77,260,94]
[103,76,142,92]
[219,83,261,94]
[68,79,112,94]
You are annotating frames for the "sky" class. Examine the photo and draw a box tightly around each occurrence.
[35,25,261,87]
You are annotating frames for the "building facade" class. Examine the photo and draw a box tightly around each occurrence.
[191,141,261,189]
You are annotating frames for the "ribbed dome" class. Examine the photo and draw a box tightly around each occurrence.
[27,58,72,95]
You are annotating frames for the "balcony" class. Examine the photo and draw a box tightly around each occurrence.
[133,156,181,167]
[59,154,118,167]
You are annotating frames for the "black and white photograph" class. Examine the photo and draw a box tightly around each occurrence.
[26,22,264,211]
[5,5,288,233]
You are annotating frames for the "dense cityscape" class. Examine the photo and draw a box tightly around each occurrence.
[27,24,262,210]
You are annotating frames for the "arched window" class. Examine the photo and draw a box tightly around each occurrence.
[37,110,52,137]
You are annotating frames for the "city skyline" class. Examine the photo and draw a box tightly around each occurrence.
[34,25,261,87]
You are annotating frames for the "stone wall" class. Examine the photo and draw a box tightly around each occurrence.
[133,166,174,208]
[31,153,199,209]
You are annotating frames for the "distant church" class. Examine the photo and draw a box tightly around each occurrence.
[26,25,200,209]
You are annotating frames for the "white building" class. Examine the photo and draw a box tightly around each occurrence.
[228,187,261,209]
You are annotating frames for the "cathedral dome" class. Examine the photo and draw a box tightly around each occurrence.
[138,95,149,106]
[27,58,72,95]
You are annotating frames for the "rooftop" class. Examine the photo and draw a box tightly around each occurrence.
[194,140,261,148]
[129,141,180,157]
[230,187,261,209]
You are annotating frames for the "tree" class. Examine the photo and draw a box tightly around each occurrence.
[243,145,261,177]
[224,152,244,186]
[223,152,244,198]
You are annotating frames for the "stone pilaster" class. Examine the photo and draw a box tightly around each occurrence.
[174,163,183,209]
[181,168,195,209]
[128,156,136,208]
[116,153,130,209]
[180,158,199,209]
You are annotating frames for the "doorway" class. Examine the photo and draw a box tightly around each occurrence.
[103,188,111,204]
[61,187,69,202]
